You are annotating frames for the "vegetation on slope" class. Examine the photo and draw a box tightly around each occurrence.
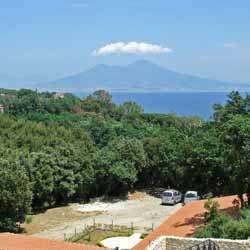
[1,89,250,233]
[195,197,250,239]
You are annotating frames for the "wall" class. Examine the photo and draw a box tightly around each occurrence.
[147,236,250,250]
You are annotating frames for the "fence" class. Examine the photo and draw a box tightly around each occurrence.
[64,219,154,243]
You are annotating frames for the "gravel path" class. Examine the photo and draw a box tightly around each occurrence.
[33,194,182,241]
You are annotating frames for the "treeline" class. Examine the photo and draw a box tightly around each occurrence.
[1,89,250,232]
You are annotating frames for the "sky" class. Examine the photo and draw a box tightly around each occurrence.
[1,0,250,84]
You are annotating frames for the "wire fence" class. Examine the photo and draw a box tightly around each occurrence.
[64,219,155,243]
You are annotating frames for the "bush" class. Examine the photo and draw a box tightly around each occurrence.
[195,212,230,238]
[195,198,250,239]
[140,233,148,239]
[203,196,220,224]
[97,241,104,247]
[25,215,33,224]
[0,217,22,233]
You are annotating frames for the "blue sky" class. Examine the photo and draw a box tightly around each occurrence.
[1,0,250,83]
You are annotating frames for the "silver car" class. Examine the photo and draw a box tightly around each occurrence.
[162,189,182,205]
[184,191,200,204]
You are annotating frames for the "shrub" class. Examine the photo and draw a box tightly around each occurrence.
[97,241,104,247]
[140,233,148,239]
[25,215,33,224]
[195,198,250,239]
[0,217,22,233]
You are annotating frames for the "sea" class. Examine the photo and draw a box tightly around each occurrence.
[75,92,230,120]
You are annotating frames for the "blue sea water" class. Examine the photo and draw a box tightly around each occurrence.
[75,92,229,119]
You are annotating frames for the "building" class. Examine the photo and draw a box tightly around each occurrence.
[0,233,105,250]
[0,104,4,113]
[53,92,65,99]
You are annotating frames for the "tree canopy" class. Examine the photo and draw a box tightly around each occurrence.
[1,89,250,233]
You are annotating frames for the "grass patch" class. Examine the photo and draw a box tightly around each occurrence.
[69,228,133,246]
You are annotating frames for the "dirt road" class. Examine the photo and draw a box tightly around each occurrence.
[32,193,181,241]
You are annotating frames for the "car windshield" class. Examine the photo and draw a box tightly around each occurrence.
[163,192,173,197]
[185,193,196,198]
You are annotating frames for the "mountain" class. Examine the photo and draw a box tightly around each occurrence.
[38,60,250,92]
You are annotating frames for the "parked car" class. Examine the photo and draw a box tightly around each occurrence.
[162,189,182,205]
[183,191,200,204]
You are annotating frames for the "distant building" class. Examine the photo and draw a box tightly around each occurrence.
[53,92,65,99]
[0,104,4,113]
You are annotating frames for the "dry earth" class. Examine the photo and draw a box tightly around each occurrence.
[29,191,182,241]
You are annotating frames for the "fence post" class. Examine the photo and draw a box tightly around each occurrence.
[75,228,77,236]
[93,218,96,229]
[151,223,154,231]
[64,233,66,241]
[131,222,134,231]
[112,219,113,230]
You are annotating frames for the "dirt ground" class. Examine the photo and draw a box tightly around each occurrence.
[23,205,101,235]
[29,191,182,241]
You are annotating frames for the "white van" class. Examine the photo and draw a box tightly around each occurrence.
[184,191,200,204]
[162,189,182,205]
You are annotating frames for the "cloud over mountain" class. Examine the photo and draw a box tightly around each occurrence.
[93,42,172,55]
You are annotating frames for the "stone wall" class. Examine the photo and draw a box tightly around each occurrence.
[147,236,167,250]
[147,236,250,250]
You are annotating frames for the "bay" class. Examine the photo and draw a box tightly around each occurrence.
[75,92,229,119]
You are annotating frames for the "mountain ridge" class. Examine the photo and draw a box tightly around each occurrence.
[38,60,250,92]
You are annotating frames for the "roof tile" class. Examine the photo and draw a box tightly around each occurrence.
[0,233,105,250]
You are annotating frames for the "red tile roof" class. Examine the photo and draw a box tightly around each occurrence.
[133,195,238,250]
[0,233,105,250]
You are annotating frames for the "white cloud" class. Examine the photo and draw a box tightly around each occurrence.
[93,42,172,55]
[223,42,238,48]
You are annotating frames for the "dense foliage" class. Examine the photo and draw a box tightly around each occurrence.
[195,197,250,239]
[1,88,250,233]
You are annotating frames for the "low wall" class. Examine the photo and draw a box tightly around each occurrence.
[147,236,250,250]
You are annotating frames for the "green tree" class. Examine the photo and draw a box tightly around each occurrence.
[0,154,32,232]
[120,101,144,115]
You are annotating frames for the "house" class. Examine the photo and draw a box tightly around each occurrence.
[0,104,4,113]
[53,92,65,99]
[0,233,105,250]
